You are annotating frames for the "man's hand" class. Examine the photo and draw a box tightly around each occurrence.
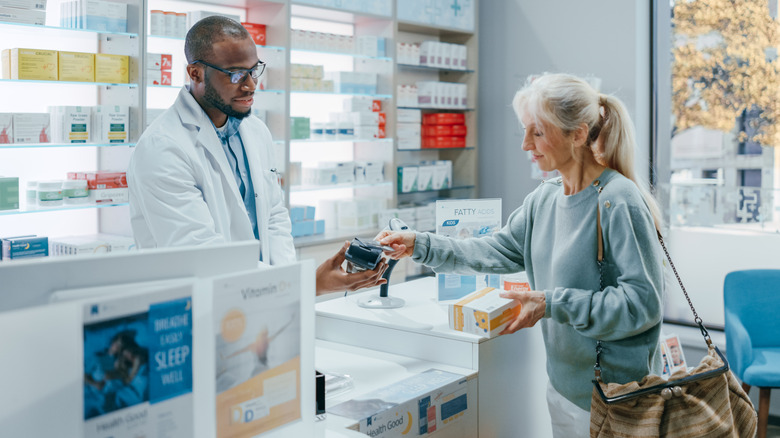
[315,241,389,295]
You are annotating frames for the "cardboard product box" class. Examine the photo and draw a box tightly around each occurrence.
[397,165,418,193]
[89,187,128,204]
[241,22,266,45]
[329,369,471,438]
[448,287,520,338]
[146,53,173,70]
[416,165,434,191]
[58,51,95,82]
[83,171,127,190]
[422,124,452,137]
[0,6,45,25]
[6,48,58,81]
[146,69,172,86]
[13,113,50,143]
[432,161,451,189]
[290,117,310,140]
[2,0,47,10]
[0,177,20,211]
[50,235,111,256]
[422,113,465,126]
[397,108,421,124]
[363,161,384,183]
[93,105,129,143]
[50,106,92,143]
[2,235,48,260]
[314,219,325,234]
[94,53,128,83]
[0,113,13,144]
[291,220,315,237]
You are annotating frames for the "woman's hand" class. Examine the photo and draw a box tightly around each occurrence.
[498,290,546,335]
[315,241,388,295]
[376,230,416,259]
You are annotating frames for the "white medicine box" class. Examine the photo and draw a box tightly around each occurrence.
[448,287,520,338]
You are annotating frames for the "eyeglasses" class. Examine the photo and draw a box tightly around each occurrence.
[193,60,266,84]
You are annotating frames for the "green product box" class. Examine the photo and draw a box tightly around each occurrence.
[290,117,310,140]
[0,177,19,210]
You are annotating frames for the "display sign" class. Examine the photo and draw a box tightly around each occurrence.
[212,265,302,438]
[435,198,502,301]
[397,0,475,32]
[82,284,194,438]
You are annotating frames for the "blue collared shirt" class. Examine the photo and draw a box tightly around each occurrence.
[213,117,259,242]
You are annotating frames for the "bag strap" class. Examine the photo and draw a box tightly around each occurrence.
[593,183,712,381]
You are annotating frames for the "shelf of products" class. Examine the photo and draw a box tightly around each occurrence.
[0,143,136,149]
[0,202,129,217]
[0,21,138,37]
[0,79,138,87]
[397,63,475,74]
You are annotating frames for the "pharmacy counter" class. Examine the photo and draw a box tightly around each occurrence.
[316,277,553,438]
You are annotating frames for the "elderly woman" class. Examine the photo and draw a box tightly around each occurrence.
[379,73,665,438]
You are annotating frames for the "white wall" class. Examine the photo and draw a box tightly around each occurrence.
[477,0,651,222]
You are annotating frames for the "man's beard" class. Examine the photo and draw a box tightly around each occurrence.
[204,72,251,120]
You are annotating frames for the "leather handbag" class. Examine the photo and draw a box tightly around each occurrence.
[588,184,757,438]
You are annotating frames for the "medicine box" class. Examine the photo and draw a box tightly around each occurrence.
[3,48,58,81]
[58,51,95,82]
[94,53,129,84]
[50,235,111,256]
[448,287,520,338]
[422,113,465,126]
[13,113,50,144]
[50,106,92,143]
[146,69,172,86]
[2,0,47,10]
[146,53,173,70]
[0,177,20,211]
[0,6,45,25]
[93,105,129,143]
[83,171,127,190]
[417,165,434,191]
[329,369,471,438]
[241,22,266,45]
[397,108,421,124]
[89,187,128,204]
[397,165,418,193]
[2,236,48,260]
[290,117,310,140]
[0,113,12,144]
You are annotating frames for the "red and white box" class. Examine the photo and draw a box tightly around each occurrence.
[146,70,172,86]
[146,53,172,70]
[83,171,127,190]
[242,22,267,45]
[423,113,465,125]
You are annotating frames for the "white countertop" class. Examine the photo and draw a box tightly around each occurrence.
[316,277,486,344]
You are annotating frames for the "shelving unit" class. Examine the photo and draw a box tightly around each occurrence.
[1,0,478,262]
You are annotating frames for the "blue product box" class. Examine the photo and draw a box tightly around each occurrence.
[304,205,316,221]
[291,220,315,237]
[290,205,306,223]
[315,219,325,235]
[2,236,48,260]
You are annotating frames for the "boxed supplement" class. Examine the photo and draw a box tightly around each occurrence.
[4,48,58,81]
[94,53,129,83]
[397,165,418,193]
[422,112,465,125]
[146,69,172,85]
[448,287,520,338]
[417,164,434,191]
[2,0,47,10]
[0,177,20,210]
[58,51,95,82]
[2,235,48,260]
[13,113,50,143]
[89,187,128,204]
[82,171,127,190]
[50,106,92,143]
[0,113,13,144]
[329,369,472,438]
[93,105,129,143]
[241,22,266,45]
[0,7,45,25]
[146,53,173,70]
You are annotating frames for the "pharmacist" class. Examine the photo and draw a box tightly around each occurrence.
[128,16,387,293]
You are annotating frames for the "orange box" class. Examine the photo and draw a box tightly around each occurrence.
[377,125,386,138]
[377,112,386,125]
[242,22,267,46]
[422,125,452,137]
[422,136,466,149]
[371,100,382,112]
[422,112,465,125]
[451,124,467,137]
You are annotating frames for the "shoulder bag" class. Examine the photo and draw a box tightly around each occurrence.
[589,182,757,438]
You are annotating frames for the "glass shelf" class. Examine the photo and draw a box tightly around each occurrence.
[291,138,392,144]
[292,90,392,99]
[0,21,138,38]
[0,202,129,216]
[398,185,475,195]
[0,79,138,87]
[291,181,392,192]
[291,48,391,62]
[397,63,474,73]
[256,89,286,94]
[397,106,474,111]
[397,146,475,151]
[0,142,136,149]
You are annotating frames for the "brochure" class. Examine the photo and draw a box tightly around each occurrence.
[212,265,302,438]
[82,284,194,438]
[435,198,502,301]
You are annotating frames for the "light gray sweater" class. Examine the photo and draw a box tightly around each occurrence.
[413,169,665,410]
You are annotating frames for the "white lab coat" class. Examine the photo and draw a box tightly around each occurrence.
[127,86,296,266]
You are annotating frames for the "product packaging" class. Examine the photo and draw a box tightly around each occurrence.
[13,113,50,143]
[58,51,95,82]
[0,113,13,144]
[448,287,520,338]
[0,6,46,25]
[3,48,58,81]
[397,165,418,193]
[93,105,129,143]
[241,22,266,45]
[94,53,129,83]
[50,106,92,143]
[329,369,471,438]
[146,53,173,70]
[146,69,172,86]
[0,177,20,210]
[1,0,47,10]
[1,235,48,260]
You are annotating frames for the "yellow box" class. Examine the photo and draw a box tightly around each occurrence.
[1,49,10,79]
[95,53,129,84]
[58,51,95,82]
[448,287,520,338]
[7,48,58,81]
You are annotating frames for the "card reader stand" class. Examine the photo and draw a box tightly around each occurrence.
[357,218,409,309]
